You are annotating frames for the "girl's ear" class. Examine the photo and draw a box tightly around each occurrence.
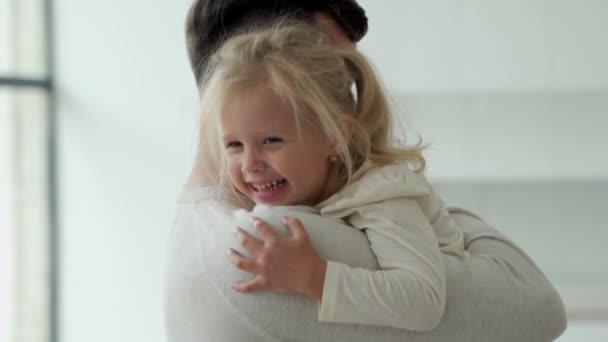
[330,114,354,153]
[339,114,354,143]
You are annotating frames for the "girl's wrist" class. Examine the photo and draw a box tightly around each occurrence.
[303,258,327,301]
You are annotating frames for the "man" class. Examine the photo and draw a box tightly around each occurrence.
[168,0,567,340]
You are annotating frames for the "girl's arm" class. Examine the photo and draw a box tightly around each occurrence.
[318,198,446,331]
[228,197,447,331]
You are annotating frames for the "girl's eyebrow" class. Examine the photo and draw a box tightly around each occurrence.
[222,134,236,142]
[221,120,294,142]
[223,127,290,140]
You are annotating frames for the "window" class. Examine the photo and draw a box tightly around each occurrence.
[0,0,56,341]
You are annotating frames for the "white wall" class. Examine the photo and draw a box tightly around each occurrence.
[55,0,607,341]
[55,0,198,341]
[357,0,608,182]
[358,0,608,92]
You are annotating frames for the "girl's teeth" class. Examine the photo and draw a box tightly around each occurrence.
[254,179,285,191]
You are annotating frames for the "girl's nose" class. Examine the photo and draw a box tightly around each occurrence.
[242,150,265,173]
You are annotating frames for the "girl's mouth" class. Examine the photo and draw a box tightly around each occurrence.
[250,178,286,192]
[249,178,287,203]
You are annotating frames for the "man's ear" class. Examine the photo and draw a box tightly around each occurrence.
[314,12,356,48]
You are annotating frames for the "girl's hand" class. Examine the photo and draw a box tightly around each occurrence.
[227,217,327,301]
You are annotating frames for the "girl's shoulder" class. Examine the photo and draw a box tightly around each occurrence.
[317,161,431,213]
[364,160,417,177]
[359,161,429,192]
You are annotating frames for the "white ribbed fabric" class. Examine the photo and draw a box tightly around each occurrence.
[165,185,566,342]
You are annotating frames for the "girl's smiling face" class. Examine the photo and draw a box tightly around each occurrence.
[221,87,334,206]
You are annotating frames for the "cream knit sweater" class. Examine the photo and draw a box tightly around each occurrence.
[316,161,464,330]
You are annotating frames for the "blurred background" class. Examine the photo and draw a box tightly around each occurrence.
[0,0,606,341]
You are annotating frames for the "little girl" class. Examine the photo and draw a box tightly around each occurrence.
[198,22,465,331]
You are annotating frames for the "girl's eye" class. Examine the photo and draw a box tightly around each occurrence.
[225,141,242,149]
[263,137,282,144]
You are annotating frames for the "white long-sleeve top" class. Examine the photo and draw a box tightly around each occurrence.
[315,160,465,331]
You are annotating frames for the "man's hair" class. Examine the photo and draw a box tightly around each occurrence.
[185,0,368,85]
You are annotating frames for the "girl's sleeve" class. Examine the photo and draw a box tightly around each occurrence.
[318,197,446,331]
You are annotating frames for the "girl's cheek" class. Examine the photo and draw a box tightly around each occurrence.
[226,158,239,178]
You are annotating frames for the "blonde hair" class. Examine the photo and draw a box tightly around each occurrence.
[199,21,426,205]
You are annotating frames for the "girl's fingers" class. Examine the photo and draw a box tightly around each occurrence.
[282,217,307,239]
[227,249,260,274]
[231,276,268,293]
[234,227,264,256]
[251,217,279,242]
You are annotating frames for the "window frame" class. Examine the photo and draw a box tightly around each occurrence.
[0,0,58,340]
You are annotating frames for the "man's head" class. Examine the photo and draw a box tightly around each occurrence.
[185,0,368,86]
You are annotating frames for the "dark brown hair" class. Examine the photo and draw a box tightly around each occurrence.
[185,0,368,85]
